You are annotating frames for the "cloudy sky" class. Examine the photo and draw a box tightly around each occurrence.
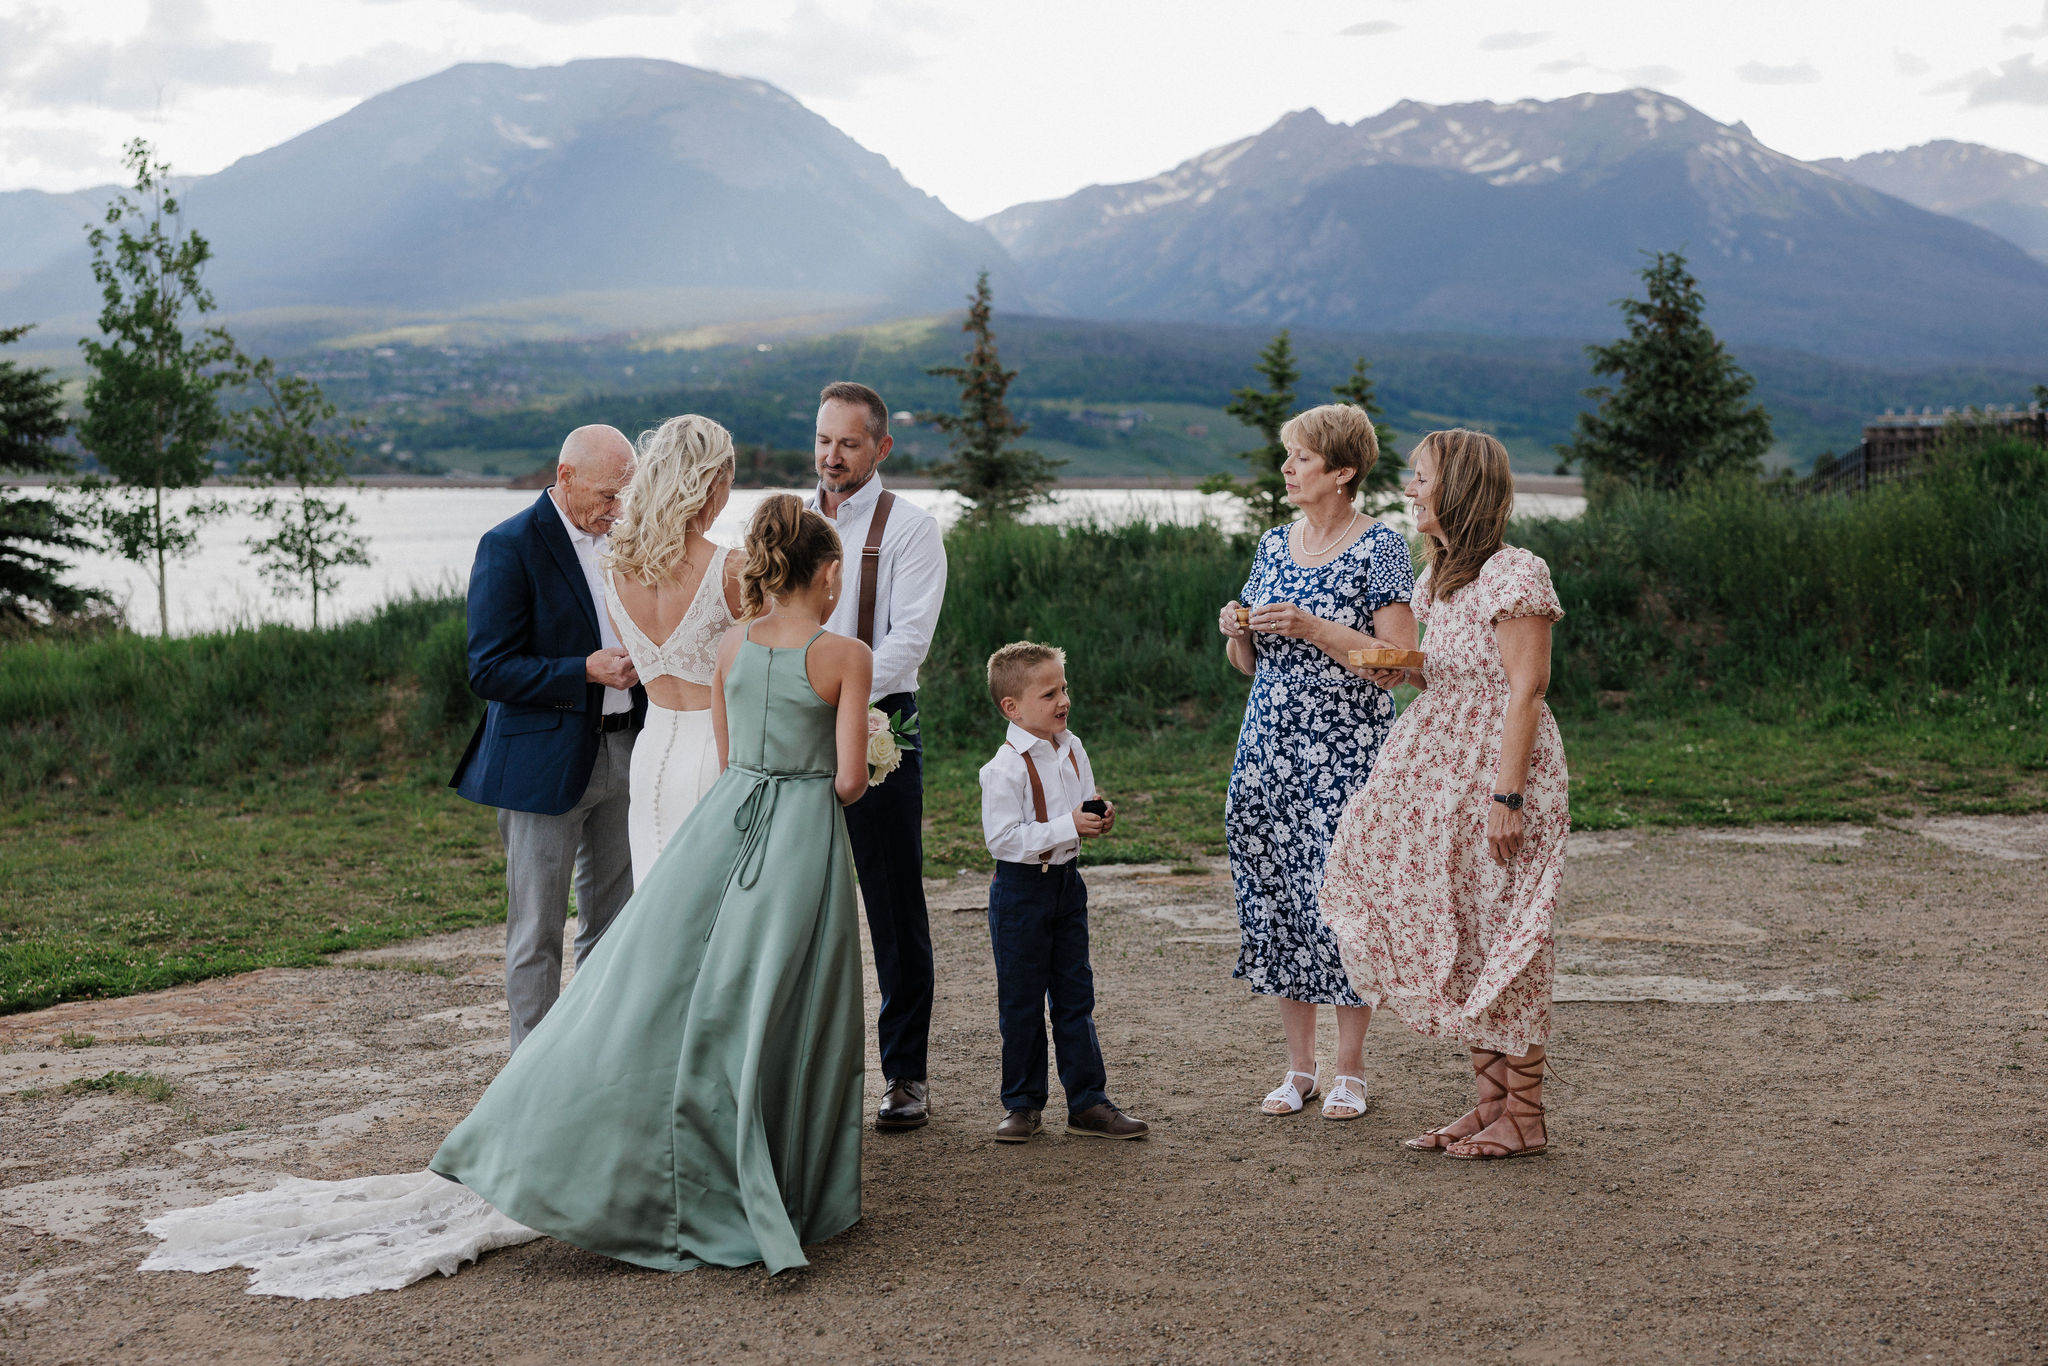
[3,0,2046,219]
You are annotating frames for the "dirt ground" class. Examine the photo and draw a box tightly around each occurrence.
[2,816,2046,1365]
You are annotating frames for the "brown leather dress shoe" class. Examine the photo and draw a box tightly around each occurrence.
[1065,1102,1149,1140]
[995,1109,1042,1143]
[876,1078,929,1131]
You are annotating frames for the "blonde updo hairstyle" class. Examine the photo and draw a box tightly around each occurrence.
[1278,403,1380,504]
[1416,428,1515,604]
[740,493,842,619]
[605,414,735,582]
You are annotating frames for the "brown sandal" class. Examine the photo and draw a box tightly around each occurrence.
[1403,1048,1504,1151]
[1443,1052,1548,1160]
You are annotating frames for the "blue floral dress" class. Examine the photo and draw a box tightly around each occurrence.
[1227,522,1415,1004]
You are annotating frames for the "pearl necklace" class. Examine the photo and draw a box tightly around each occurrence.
[1299,509,1359,559]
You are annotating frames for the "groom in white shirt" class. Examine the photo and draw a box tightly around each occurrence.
[807,381,948,1131]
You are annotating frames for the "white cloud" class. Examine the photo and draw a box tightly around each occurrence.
[2005,3,2048,39]
[1619,64,1685,87]
[1963,53,2048,104]
[1537,55,1591,75]
[362,0,687,20]
[1338,20,1400,37]
[288,43,454,98]
[1893,51,1932,77]
[1738,59,1822,85]
[695,0,949,100]
[6,0,274,114]
[1478,31,1549,52]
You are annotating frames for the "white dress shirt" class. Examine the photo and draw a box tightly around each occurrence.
[980,723,1098,867]
[806,474,947,701]
[549,490,631,715]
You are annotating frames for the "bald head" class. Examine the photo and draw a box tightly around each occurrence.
[553,425,635,536]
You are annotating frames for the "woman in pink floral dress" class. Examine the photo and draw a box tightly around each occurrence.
[1318,428,1568,1160]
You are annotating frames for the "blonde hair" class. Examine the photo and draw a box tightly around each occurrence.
[1278,404,1379,502]
[605,415,735,582]
[987,641,1066,711]
[1416,428,1514,603]
[739,493,841,619]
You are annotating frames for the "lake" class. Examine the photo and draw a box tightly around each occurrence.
[52,484,1585,635]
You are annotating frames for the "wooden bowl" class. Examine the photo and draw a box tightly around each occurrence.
[1349,648,1426,670]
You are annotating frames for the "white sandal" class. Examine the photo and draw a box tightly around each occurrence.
[1261,1069,1320,1115]
[1321,1075,1368,1121]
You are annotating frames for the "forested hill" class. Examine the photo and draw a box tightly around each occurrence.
[290,315,2048,481]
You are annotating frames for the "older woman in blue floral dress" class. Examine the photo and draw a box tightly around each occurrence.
[1218,404,1416,1122]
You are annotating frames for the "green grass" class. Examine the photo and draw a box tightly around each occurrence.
[63,1070,175,1102]
[0,777,504,1014]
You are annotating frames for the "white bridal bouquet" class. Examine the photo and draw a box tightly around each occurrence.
[866,707,918,786]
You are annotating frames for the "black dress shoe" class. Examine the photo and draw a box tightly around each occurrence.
[995,1109,1042,1143]
[876,1078,929,1131]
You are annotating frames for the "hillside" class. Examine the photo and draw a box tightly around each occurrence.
[985,91,2048,366]
[0,59,1009,338]
[1816,140,2048,264]
[293,315,2048,482]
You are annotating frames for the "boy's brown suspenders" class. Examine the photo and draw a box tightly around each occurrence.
[855,490,896,649]
[1004,742,1083,871]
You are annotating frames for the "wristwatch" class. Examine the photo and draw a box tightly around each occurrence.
[1491,792,1524,811]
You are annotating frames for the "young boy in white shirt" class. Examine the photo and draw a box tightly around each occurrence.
[978,642,1149,1144]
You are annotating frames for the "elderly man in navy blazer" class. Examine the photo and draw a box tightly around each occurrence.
[452,425,645,1049]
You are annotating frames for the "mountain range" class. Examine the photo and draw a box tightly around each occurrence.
[0,59,1005,345]
[1817,139,2048,265]
[986,92,2048,366]
[2,62,2045,369]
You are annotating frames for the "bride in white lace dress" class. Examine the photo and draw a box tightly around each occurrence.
[603,415,745,883]
[137,417,749,1301]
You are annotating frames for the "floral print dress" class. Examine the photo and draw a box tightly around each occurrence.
[1317,546,1569,1054]
[1227,521,1415,1005]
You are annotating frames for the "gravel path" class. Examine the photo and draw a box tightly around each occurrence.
[2,817,2045,1363]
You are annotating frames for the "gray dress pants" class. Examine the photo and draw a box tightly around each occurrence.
[499,729,635,1050]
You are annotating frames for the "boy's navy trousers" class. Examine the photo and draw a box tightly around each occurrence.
[987,859,1108,1115]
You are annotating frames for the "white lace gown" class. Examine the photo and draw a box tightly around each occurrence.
[138,551,744,1300]
[607,548,740,885]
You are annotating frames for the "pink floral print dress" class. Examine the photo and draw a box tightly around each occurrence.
[1317,546,1569,1055]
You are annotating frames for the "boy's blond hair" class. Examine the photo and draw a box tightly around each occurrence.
[987,641,1066,712]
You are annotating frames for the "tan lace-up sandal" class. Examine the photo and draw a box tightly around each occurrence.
[1403,1047,1505,1151]
[1443,1052,1549,1160]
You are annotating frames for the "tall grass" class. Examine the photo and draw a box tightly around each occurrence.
[920,518,1257,751]
[0,595,475,800]
[1523,436,2048,723]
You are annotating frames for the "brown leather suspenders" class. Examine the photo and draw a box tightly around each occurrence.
[855,489,896,649]
[1004,742,1083,870]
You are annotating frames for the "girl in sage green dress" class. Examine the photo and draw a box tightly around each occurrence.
[140,495,874,1296]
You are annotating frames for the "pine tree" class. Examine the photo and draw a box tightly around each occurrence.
[76,139,236,636]
[1331,356,1404,514]
[226,352,370,629]
[1201,330,1299,526]
[0,323,104,625]
[1558,251,1772,495]
[922,272,1062,523]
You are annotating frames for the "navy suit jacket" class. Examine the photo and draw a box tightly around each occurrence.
[450,490,647,816]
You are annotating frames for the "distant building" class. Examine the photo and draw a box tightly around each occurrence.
[1809,402,2046,494]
